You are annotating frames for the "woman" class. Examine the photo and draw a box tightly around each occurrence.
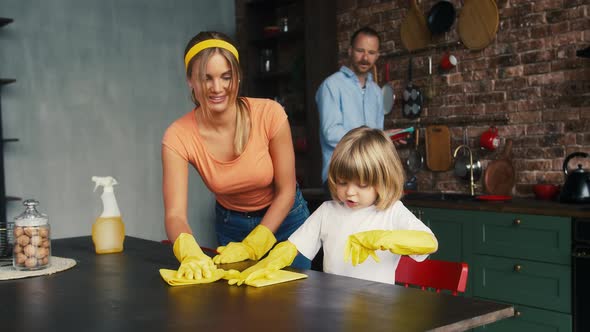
[162,31,310,280]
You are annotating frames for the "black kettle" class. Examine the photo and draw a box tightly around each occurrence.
[559,152,590,204]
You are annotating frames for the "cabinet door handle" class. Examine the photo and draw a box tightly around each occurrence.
[513,218,521,225]
[513,264,522,272]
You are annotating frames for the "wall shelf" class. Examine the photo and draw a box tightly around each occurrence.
[237,0,336,188]
[0,17,13,27]
[0,79,16,86]
[381,39,463,59]
[1,18,17,244]
[250,30,304,46]
[387,114,509,128]
[246,0,298,8]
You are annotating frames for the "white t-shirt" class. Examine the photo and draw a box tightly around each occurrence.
[289,200,435,284]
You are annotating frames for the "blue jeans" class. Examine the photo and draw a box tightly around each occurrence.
[215,186,311,270]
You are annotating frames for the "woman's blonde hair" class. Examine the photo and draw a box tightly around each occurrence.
[184,31,249,155]
[327,126,405,210]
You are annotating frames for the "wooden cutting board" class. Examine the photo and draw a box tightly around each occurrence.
[483,139,515,195]
[400,0,431,51]
[458,0,499,50]
[425,125,452,171]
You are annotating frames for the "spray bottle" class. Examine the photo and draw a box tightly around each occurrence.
[91,176,125,254]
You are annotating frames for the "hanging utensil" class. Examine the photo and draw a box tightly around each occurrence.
[458,0,499,50]
[382,62,395,115]
[402,57,422,119]
[407,128,424,174]
[483,139,515,195]
[425,125,452,171]
[400,0,431,51]
[427,1,457,35]
[425,56,435,100]
[372,64,378,85]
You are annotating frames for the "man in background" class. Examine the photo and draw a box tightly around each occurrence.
[316,26,400,190]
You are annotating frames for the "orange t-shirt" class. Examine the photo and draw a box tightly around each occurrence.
[162,98,288,212]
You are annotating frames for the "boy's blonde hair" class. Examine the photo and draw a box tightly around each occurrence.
[327,126,405,210]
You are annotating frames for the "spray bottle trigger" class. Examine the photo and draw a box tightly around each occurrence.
[91,176,99,192]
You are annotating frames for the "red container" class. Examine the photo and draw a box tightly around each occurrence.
[263,26,280,38]
[533,184,560,201]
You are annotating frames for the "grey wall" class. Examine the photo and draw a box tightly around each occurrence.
[0,0,235,248]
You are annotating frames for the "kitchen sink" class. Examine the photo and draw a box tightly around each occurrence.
[403,192,477,201]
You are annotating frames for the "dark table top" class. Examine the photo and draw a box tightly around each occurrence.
[0,236,514,332]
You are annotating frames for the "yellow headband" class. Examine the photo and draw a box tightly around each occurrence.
[184,39,239,71]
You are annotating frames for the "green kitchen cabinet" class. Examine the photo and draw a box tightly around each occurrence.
[418,207,471,263]
[475,304,571,332]
[471,212,571,264]
[407,206,475,296]
[471,213,571,331]
[471,255,571,313]
[406,206,573,331]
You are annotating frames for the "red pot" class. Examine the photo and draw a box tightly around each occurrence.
[533,184,560,201]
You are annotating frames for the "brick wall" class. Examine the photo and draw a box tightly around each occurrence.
[336,0,590,197]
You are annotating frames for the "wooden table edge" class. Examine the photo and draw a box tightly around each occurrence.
[428,306,515,332]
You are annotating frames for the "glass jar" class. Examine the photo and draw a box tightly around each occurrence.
[13,199,51,271]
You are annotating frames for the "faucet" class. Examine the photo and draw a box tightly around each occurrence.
[453,145,476,196]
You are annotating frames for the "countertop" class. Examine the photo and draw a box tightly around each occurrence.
[0,236,514,332]
[301,188,590,219]
[401,195,590,219]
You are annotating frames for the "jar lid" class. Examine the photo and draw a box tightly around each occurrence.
[14,199,48,226]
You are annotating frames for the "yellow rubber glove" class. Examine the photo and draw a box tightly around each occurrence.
[345,230,438,266]
[227,241,298,286]
[213,224,277,264]
[173,233,220,280]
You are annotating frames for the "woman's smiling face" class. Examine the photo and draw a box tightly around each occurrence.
[189,52,233,113]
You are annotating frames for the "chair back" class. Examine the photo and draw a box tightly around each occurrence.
[395,256,469,296]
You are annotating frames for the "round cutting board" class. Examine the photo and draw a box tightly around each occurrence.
[458,0,499,50]
[483,139,515,196]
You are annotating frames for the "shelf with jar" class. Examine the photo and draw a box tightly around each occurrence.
[251,29,304,47]
[237,0,337,188]
[1,17,19,259]
[0,87,19,208]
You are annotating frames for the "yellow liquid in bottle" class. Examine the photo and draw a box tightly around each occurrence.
[92,216,125,254]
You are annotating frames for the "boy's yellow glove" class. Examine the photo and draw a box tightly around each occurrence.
[227,241,298,286]
[213,224,276,264]
[173,233,221,280]
[345,230,438,266]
